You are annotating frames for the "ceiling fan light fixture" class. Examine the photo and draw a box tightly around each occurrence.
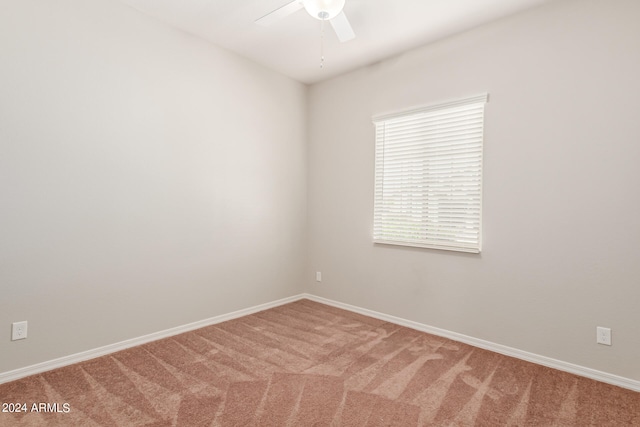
[303,0,345,21]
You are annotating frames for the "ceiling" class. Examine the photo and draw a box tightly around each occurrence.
[117,0,554,84]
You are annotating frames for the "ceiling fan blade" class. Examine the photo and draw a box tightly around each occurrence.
[255,1,304,26]
[330,11,355,42]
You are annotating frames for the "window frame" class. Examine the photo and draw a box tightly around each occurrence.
[372,94,488,253]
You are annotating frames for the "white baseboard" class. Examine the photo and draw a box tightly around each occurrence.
[302,293,640,392]
[2,293,639,392]
[0,294,306,385]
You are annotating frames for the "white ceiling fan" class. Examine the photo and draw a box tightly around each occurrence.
[256,0,355,43]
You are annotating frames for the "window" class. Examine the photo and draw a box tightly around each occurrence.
[373,94,488,253]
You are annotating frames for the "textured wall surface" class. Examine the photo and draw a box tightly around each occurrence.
[0,0,307,373]
[306,0,640,381]
[2,0,639,386]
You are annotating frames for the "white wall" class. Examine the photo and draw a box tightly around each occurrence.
[0,0,307,373]
[307,0,640,381]
[2,0,639,386]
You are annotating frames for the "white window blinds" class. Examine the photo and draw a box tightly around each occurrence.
[373,94,488,253]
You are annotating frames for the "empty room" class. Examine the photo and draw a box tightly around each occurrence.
[1,0,638,425]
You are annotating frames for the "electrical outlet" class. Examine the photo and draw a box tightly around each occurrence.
[316,271,322,282]
[12,321,28,341]
[596,326,611,346]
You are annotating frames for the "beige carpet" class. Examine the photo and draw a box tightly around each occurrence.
[0,299,638,426]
